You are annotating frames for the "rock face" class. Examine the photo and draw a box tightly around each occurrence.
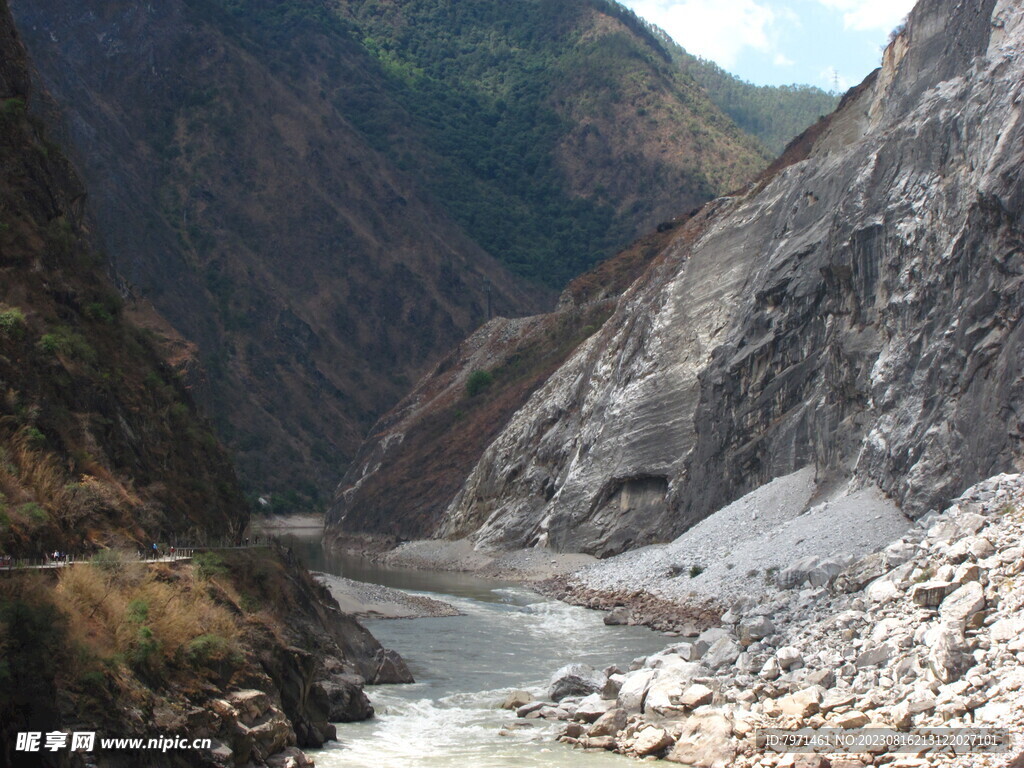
[359,0,1024,556]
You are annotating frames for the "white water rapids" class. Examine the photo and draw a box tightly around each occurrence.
[281,535,670,767]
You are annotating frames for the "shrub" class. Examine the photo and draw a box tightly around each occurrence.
[185,633,240,668]
[38,327,96,363]
[465,369,494,397]
[0,97,26,119]
[0,307,25,339]
[129,625,160,668]
[193,552,228,579]
[23,427,45,448]
[84,302,115,323]
[19,502,48,524]
[689,564,704,578]
[90,549,135,574]
[126,599,150,624]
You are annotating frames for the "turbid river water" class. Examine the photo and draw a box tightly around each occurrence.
[278,533,671,767]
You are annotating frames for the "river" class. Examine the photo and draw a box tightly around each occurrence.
[278,533,672,767]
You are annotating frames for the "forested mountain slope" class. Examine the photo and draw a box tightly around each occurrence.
[681,59,839,155]
[10,0,769,509]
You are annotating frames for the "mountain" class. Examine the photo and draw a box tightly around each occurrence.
[682,60,840,156]
[9,0,772,511]
[0,9,408,763]
[332,0,771,285]
[593,3,841,156]
[0,4,246,555]
[327,0,1023,557]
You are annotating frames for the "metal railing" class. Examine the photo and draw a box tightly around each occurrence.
[0,538,280,572]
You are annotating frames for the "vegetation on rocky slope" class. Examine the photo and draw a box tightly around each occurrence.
[0,546,395,766]
[332,0,768,286]
[0,6,246,556]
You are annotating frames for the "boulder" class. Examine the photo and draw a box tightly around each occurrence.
[855,644,892,668]
[633,726,675,757]
[834,710,870,728]
[738,616,774,646]
[698,627,730,645]
[777,556,823,589]
[370,649,414,684]
[703,636,741,669]
[266,748,315,768]
[821,691,856,713]
[679,683,714,709]
[778,688,823,719]
[604,606,630,626]
[226,690,273,724]
[582,734,616,750]
[834,553,890,593]
[967,537,995,558]
[866,579,901,603]
[940,581,985,626]
[574,693,614,723]
[643,658,702,714]
[319,678,374,722]
[759,656,781,680]
[500,690,534,710]
[806,669,835,688]
[991,615,1024,642]
[667,711,735,767]
[617,668,654,713]
[516,701,545,718]
[588,707,627,737]
[776,646,804,670]
[927,625,970,683]
[675,640,709,661]
[548,663,607,702]
[910,581,954,608]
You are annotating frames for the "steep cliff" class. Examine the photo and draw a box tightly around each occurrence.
[329,0,1024,557]
[10,0,770,510]
[326,222,685,545]
[0,0,246,555]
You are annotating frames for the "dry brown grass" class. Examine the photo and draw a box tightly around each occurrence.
[53,554,241,676]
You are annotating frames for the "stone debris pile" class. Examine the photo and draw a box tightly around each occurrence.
[512,474,1024,767]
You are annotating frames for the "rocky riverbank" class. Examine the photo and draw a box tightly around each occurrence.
[312,572,460,619]
[538,578,724,635]
[510,474,1024,767]
[331,535,600,582]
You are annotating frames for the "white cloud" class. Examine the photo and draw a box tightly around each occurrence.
[626,0,777,67]
[774,52,795,66]
[814,0,917,32]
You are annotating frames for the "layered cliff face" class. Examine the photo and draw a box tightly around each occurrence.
[325,222,685,545]
[329,0,1024,557]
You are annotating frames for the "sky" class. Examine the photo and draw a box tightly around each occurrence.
[619,0,918,90]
